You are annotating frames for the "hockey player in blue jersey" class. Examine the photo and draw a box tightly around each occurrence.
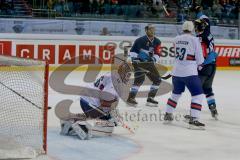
[192,6,218,119]
[126,24,162,107]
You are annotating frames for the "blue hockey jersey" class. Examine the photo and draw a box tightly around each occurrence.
[129,35,161,62]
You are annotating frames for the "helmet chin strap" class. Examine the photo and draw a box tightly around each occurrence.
[146,33,154,42]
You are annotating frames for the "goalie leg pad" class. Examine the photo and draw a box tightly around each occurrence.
[60,120,75,136]
[71,123,88,140]
[60,120,92,139]
[92,120,115,137]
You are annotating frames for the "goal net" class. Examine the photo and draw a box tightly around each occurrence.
[0,55,49,159]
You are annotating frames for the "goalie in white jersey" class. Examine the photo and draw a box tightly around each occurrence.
[164,21,206,130]
[59,62,132,139]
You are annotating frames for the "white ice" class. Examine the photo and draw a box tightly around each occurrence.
[47,70,240,160]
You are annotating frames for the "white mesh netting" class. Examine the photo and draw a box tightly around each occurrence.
[0,55,48,159]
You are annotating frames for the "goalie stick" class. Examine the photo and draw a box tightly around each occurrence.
[0,81,51,110]
[114,56,172,80]
[88,103,138,134]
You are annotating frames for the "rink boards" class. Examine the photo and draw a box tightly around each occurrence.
[0,34,239,70]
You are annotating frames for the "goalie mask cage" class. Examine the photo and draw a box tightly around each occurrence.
[0,55,49,159]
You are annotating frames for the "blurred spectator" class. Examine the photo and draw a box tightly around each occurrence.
[81,0,90,13]
[1,0,238,25]
[90,0,99,14]
[212,0,224,19]
[47,0,56,9]
[177,0,193,9]
[0,0,14,15]
[176,8,188,22]
[98,0,105,15]
[145,0,165,18]
[150,1,161,17]
[201,0,213,9]
[222,0,238,20]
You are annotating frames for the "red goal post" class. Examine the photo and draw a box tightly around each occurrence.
[0,55,49,159]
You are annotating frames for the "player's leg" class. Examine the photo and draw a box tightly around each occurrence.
[80,98,108,119]
[199,64,218,119]
[185,76,205,130]
[164,76,184,123]
[127,63,146,106]
[145,63,162,106]
[204,64,217,119]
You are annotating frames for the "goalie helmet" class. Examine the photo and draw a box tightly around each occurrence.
[194,19,207,33]
[118,62,132,84]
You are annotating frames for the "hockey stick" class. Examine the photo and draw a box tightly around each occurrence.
[0,81,51,110]
[114,56,172,80]
[160,0,170,16]
[114,56,128,62]
[137,66,172,80]
[160,73,172,80]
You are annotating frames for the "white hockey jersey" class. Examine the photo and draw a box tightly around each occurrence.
[171,33,204,77]
[81,72,123,111]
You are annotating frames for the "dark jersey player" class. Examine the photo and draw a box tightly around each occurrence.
[126,24,162,107]
[194,6,219,119]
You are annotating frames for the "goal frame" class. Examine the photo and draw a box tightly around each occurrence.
[0,54,49,154]
[43,59,49,153]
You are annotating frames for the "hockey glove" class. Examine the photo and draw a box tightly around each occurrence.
[203,51,218,65]
[138,51,151,62]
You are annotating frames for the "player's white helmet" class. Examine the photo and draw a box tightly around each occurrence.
[118,62,132,84]
[182,21,194,32]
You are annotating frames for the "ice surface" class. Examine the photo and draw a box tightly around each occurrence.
[47,70,240,160]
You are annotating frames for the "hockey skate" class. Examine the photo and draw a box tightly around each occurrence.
[183,115,191,123]
[146,97,158,107]
[188,117,205,130]
[126,97,138,107]
[127,92,138,107]
[163,112,174,124]
[209,104,218,120]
